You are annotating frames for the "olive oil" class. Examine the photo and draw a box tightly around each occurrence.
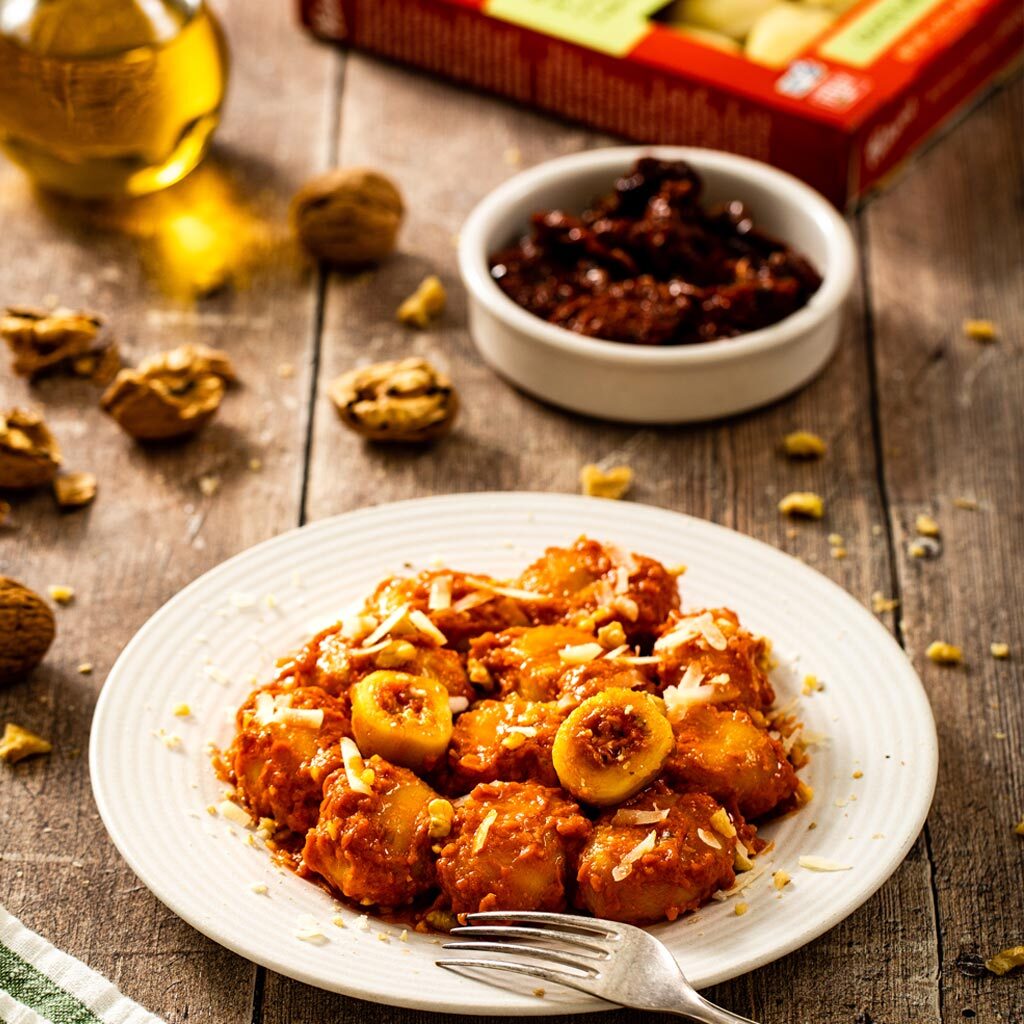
[0,0,228,197]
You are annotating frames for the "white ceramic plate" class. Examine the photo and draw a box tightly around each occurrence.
[90,494,937,1016]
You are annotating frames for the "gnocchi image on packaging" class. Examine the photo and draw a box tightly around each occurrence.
[662,0,856,67]
[214,537,812,930]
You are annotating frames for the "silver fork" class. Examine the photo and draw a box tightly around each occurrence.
[438,910,758,1022]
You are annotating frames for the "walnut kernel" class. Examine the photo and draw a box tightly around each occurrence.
[580,464,633,500]
[329,358,457,443]
[0,578,56,684]
[101,343,235,441]
[1,306,103,378]
[782,430,826,458]
[778,492,824,519]
[925,641,962,665]
[0,408,62,489]
[292,168,404,267]
[0,722,52,763]
[53,472,97,510]
[985,947,1024,976]
[397,276,446,328]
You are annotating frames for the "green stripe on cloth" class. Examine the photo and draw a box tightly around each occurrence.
[0,943,103,1024]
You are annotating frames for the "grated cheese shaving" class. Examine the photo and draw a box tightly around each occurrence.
[361,605,410,648]
[452,591,496,613]
[709,808,736,838]
[655,612,727,653]
[611,830,657,882]
[428,575,453,611]
[463,576,551,602]
[277,706,324,729]
[680,663,705,689]
[472,809,498,853]
[697,828,722,850]
[611,808,670,826]
[341,737,373,795]
[798,855,851,872]
[662,683,716,718]
[218,800,252,827]
[448,696,469,714]
[559,642,604,665]
[407,608,447,646]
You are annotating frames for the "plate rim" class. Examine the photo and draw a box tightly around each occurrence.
[89,492,938,1015]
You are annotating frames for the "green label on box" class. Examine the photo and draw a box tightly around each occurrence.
[485,0,664,57]
[818,0,946,68]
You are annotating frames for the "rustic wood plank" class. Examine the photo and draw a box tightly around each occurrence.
[275,51,941,1023]
[864,78,1024,1024]
[0,0,336,1019]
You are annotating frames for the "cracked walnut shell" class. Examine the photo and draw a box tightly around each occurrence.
[292,168,404,267]
[329,358,457,442]
[101,343,236,441]
[1,306,103,378]
[0,408,62,489]
[0,578,56,684]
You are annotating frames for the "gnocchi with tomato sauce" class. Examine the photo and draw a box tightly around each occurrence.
[215,536,811,930]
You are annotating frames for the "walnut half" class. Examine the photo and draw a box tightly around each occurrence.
[101,343,236,441]
[1,306,103,378]
[329,358,457,443]
[0,578,56,684]
[0,408,62,489]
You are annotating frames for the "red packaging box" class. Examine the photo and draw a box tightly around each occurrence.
[299,0,1022,207]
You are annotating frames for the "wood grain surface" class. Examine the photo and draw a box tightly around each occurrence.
[0,2,1020,1021]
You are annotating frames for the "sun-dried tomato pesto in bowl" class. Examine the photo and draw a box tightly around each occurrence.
[488,157,822,347]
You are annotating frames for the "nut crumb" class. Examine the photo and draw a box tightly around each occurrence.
[827,533,844,546]
[778,492,824,519]
[830,546,848,560]
[277,363,296,379]
[173,703,192,717]
[248,458,263,472]
[908,537,940,559]
[580,463,633,500]
[782,430,826,458]
[0,722,52,763]
[77,662,93,675]
[914,513,940,537]
[990,642,1009,659]
[532,988,546,999]
[1014,819,1024,836]
[503,146,523,167]
[852,770,863,779]
[963,318,997,342]
[734,902,749,916]
[926,641,962,665]
[801,674,823,695]
[871,592,899,614]
[397,275,446,329]
[47,584,74,605]
[53,472,97,510]
[198,474,221,497]
[772,870,790,891]
[953,497,978,510]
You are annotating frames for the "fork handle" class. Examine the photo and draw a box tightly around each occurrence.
[667,991,760,1024]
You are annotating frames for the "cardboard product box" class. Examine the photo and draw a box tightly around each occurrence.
[299,0,1022,207]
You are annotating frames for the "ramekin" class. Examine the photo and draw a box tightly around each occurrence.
[458,146,857,423]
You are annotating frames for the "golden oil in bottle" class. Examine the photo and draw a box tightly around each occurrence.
[0,0,228,198]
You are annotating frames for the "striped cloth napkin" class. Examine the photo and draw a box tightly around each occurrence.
[0,905,162,1024]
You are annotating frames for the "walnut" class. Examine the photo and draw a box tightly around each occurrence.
[782,430,827,458]
[101,343,235,441]
[0,408,62,489]
[580,464,633,500]
[1,306,103,378]
[778,491,825,519]
[0,722,52,763]
[0,578,56,684]
[53,472,97,510]
[329,358,457,443]
[292,168,404,267]
[397,276,446,328]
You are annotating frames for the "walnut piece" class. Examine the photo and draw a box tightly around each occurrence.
[329,358,457,443]
[0,578,56,684]
[778,491,824,519]
[53,472,97,510]
[914,513,940,537]
[782,430,826,458]
[0,408,62,489]
[925,641,962,665]
[292,168,404,267]
[990,642,1010,659]
[580,463,633,500]
[0,722,52,763]
[1,306,103,378]
[963,318,997,342]
[397,275,446,328]
[985,946,1024,976]
[101,343,235,441]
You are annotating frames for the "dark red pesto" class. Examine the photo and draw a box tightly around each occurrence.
[489,157,823,347]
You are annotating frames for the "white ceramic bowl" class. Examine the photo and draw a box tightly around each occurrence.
[458,146,857,423]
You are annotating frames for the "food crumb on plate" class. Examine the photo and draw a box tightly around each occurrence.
[798,855,851,872]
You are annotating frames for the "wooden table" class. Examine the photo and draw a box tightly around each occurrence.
[1,3,1021,1021]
